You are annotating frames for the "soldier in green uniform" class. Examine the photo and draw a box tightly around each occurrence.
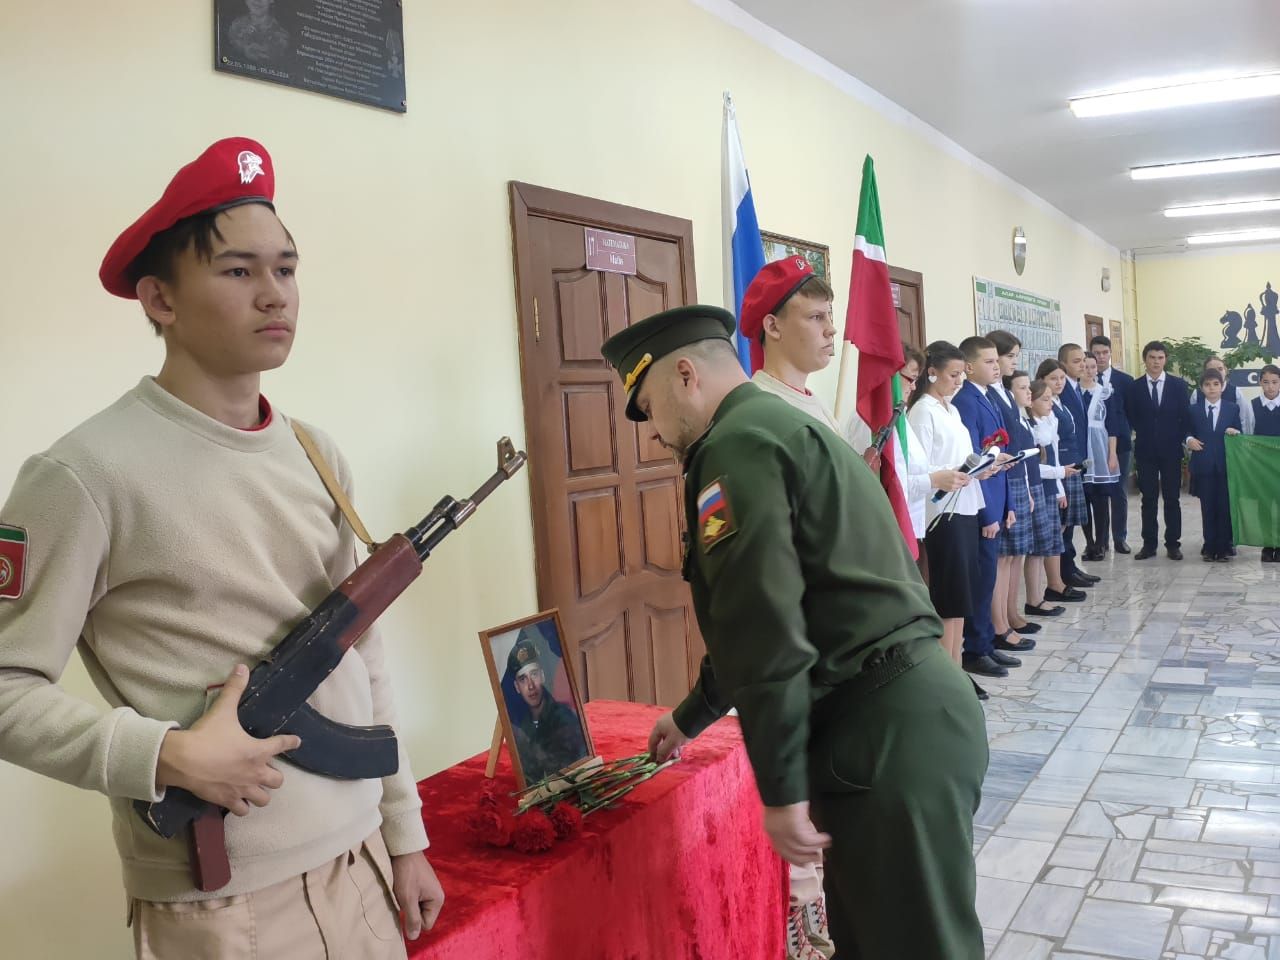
[506,633,589,782]
[601,306,988,959]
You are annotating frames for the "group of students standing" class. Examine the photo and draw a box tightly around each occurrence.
[904,334,1130,699]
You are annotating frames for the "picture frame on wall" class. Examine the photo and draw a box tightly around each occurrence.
[479,610,594,789]
[761,231,830,279]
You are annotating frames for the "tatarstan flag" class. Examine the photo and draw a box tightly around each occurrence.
[834,156,914,558]
[0,525,27,600]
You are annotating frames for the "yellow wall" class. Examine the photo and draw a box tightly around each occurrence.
[1,0,1120,954]
[1135,246,1280,365]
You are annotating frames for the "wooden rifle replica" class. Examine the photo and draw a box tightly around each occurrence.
[135,438,527,891]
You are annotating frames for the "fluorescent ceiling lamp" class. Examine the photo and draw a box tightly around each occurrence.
[1186,227,1280,245]
[1131,154,1280,180]
[1165,198,1280,218]
[1070,73,1280,118]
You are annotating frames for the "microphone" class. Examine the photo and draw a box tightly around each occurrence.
[1068,458,1092,472]
[932,452,984,502]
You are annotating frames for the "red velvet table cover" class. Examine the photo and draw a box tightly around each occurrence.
[408,700,787,960]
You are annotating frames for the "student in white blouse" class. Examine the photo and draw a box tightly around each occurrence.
[1028,380,1085,610]
[847,344,969,556]
[907,343,984,674]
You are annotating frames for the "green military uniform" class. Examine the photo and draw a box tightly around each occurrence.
[602,306,988,960]
[507,636,589,782]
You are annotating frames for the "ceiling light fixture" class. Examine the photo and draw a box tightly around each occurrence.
[1165,198,1280,218]
[1131,154,1280,181]
[1070,73,1280,118]
[1185,227,1280,246]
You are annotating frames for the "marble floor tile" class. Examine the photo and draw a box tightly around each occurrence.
[972,520,1280,960]
[1061,899,1173,959]
[1009,882,1086,938]
[975,835,1055,883]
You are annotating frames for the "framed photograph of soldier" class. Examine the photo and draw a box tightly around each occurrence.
[479,610,595,789]
[761,231,830,280]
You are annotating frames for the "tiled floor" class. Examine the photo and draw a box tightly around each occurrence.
[976,508,1280,959]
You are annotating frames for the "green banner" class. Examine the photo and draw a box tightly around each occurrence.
[1226,435,1280,546]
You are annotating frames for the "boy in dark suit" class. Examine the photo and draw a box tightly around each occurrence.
[1124,341,1193,560]
[952,337,1022,679]
[1187,370,1242,562]
[1091,335,1134,552]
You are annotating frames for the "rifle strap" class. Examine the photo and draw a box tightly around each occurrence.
[291,421,379,552]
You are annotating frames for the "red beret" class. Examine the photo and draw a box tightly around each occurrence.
[738,256,816,373]
[99,137,276,299]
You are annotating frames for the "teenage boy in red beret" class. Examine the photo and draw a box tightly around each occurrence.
[0,137,442,957]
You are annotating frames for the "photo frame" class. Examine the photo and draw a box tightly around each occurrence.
[761,231,830,280]
[479,610,595,789]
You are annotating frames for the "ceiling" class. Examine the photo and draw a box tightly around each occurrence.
[727,0,1280,255]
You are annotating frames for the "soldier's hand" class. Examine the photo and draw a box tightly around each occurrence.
[763,802,831,866]
[648,712,690,763]
[155,664,301,816]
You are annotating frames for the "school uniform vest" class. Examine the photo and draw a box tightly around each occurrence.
[1254,398,1280,437]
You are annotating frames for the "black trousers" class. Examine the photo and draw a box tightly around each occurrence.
[1107,450,1131,541]
[1137,456,1183,549]
[1085,483,1115,551]
[1198,472,1232,556]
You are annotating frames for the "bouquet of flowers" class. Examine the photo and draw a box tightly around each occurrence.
[467,752,679,854]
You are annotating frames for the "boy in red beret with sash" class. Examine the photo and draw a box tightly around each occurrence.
[0,138,441,957]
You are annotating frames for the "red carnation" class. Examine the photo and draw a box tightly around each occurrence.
[549,802,583,840]
[478,781,502,809]
[980,428,1010,450]
[512,809,558,853]
[466,808,513,848]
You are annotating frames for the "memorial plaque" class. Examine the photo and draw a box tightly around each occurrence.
[215,0,407,113]
[584,228,638,275]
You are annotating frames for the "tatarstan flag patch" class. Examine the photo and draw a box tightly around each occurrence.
[0,525,27,600]
[696,479,735,550]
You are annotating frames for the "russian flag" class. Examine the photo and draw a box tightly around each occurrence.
[722,92,766,373]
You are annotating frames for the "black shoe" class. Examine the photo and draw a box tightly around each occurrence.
[971,677,989,701]
[1082,547,1106,561]
[1044,586,1086,603]
[1168,546,1183,561]
[1024,602,1065,617]
[1012,621,1042,634]
[995,632,1036,652]
[1065,572,1095,589]
[1201,544,1210,557]
[1202,554,1216,563]
[989,649,1022,667]
[1215,553,1231,563]
[1115,541,1131,554]
[1264,548,1277,563]
[963,655,1009,678]
[1135,546,1157,560]
[1079,570,1102,583]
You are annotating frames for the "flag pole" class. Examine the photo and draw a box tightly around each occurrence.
[833,340,856,422]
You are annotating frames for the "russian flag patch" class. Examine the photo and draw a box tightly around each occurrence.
[0,525,28,601]
[696,479,735,550]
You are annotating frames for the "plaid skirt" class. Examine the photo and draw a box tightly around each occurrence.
[1060,472,1089,527]
[999,475,1035,556]
[1032,481,1064,556]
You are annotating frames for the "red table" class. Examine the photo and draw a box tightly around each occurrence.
[408,700,787,960]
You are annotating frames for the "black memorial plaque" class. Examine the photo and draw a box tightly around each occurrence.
[215,0,406,113]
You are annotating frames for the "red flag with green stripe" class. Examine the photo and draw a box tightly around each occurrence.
[837,156,914,558]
